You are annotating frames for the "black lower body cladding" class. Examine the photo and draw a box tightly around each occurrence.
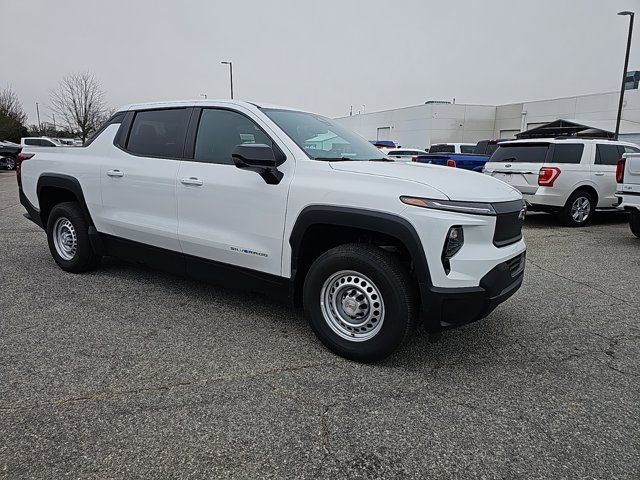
[423,253,526,330]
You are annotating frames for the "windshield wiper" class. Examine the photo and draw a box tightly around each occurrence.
[314,156,358,162]
[368,158,393,162]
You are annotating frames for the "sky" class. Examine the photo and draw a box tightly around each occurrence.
[3,0,640,125]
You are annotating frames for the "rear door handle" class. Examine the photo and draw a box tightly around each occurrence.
[594,172,605,176]
[180,177,203,186]
[106,169,124,177]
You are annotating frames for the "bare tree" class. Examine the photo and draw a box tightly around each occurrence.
[49,71,109,142]
[0,86,28,142]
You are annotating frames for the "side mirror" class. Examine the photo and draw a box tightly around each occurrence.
[231,144,284,185]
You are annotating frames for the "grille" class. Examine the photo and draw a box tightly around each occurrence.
[492,200,526,247]
[506,253,525,277]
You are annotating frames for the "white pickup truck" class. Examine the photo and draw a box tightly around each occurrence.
[616,153,640,237]
[16,100,527,362]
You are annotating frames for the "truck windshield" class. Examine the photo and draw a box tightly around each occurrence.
[262,108,387,161]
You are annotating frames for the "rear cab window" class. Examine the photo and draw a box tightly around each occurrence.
[460,145,475,154]
[429,144,455,153]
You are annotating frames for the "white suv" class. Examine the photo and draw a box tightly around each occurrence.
[616,152,640,237]
[20,137,60,147]
[483,138,640,227]
[17,100,527,362]
[383,148,429,162]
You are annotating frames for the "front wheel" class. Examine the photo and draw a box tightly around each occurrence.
[560,190,595,227]
[630,210,640,238]
[303,244,417,362]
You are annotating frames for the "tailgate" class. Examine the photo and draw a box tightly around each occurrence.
[484,143,549,194]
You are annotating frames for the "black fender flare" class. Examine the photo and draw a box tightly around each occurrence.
[288,205,433,305]
[36,173,96,226]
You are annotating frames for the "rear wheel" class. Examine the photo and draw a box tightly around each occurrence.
[560,190,595,227]
[630,210,640,238]
[303,243,417,362]
[46,202,101,273]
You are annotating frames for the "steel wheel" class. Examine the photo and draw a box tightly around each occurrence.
[570,196,591,223]
[52,217,78,261]
[320,270,385,342]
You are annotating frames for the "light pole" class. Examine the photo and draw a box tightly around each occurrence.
[615,11,634,139]
[35,102,41,131]
[200,93,208,99]
[221,61,234,99]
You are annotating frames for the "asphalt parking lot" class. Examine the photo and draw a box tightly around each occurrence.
[0,170,638,479]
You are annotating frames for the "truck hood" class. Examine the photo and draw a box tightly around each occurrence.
[329,161,521,202]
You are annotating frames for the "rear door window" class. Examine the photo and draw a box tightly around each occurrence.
[549,144,584,164]
[460,145,475,153]
[126,108,191,158]
[595,144,622,166]
[489,143,549,163]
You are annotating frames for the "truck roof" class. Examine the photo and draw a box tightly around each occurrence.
[116,99,308,114]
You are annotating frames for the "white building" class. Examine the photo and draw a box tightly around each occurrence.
[335,90,640,149]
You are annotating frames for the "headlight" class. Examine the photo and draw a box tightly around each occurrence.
[400,196,496,216]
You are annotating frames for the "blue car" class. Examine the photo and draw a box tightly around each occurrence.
[415,139,509,172]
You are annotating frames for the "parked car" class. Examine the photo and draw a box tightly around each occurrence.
[428,143,476,154]
[370,140,396,149]
[616,152,640,237]
[414,139,509,172]
[483,138,640,227]
[18,100,526,362]
[384,148,429,162]
[20,137,61,147]
[0,141,21,170]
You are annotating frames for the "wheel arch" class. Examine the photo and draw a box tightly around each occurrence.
[567,182,599,206]
[288,205,432,307]
[36,174,94,228]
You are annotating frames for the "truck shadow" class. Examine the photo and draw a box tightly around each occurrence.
[524,210,629,228]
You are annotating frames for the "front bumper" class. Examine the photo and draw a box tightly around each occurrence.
[421,252,525,331]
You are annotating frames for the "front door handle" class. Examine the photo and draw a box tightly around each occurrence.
[180,177,204,186]
[594,172,605,176]
[106,169,124,177]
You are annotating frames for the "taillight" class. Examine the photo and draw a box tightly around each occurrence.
[411,156,417,162]
[447,159,456,167]
[616,158,626,183]
[15,153,34,189]
[538,167,561,187]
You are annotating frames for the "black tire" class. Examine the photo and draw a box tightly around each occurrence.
[559,190,595,227]
[303,243,417,363]
[630,210,640,238]
[46,202,101,273]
